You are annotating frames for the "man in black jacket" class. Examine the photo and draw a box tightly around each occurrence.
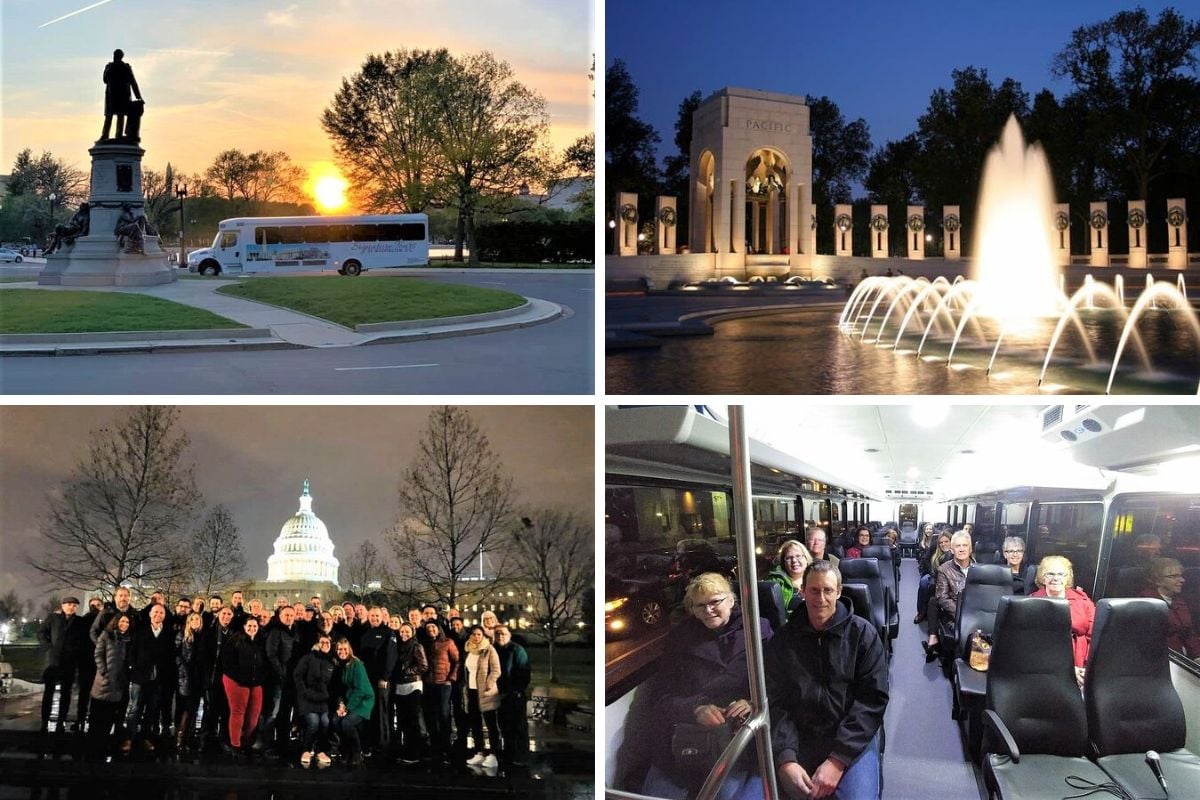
[90,586,136,643]
[766,561,888,800]
[357,607,397,753]
[446,615,471,758]
[74,597,103,731]
[124,603,175,751]
[255,605,299,754]
[38,596,84,733]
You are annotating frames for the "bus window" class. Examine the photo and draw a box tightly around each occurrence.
[400,223,426,241]
[279,226,305,244]
[326,225,351,243]
[752,497,795,538]
[1028,502,1103,596]
[350,224,379,241]
[256,227,282,245]
[304,226,330,243]
[605,485,731,550]
[217,232,238,249]
[377,224,403,241]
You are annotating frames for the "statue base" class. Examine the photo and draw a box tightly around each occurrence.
[38,234,176,286]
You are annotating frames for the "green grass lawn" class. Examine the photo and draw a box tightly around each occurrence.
[0,290,247,334]
[217,276,525,328]
[528,644,593,698]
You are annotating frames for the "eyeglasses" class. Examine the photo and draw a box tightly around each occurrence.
[695,596,729,612]
[1043,572,1067,580]
[1003,549,1024,555]
[1162,573,1184,580]
[783,555,808,563]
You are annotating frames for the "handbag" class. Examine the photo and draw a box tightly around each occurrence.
[671,722,733,784]
[968,629,993,671]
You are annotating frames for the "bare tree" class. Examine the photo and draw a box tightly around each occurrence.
[28,407,200,596]
[343,539,391,598]
[389,407,513,608]
[191,504,247,596]
[512,509,593,682]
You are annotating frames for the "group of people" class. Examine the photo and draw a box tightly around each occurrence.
[37,589,533,772]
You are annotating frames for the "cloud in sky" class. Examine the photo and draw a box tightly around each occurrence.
[2,0,593,176]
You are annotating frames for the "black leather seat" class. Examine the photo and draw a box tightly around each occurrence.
[840,558,897,643]
[982,597,1111,800]
[757,580,788,635]
[1085,597,1200,798]
[840,582,873,626]
[1109,564,1147,597]
[951,564,1013,757]
[862,544,900,605]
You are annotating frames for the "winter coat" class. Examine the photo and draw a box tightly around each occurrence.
[422,631,460,685]
[264,623,299,685]
[639,606,773,784]
[496,640,531,696]
[935,558,975,619]
[766,566,804,622]
[221,631,268,687]
[203,622,236,686]
[293,649,335,716]
[91,628,132,702]
[128,623,176,685]
[335,656,374,719]
[1032,585,1095,668]
[462,639,502,713]
[90,601,136,643]
[175,630,206,698]
[357,623,398,684]
[765,600,889,773]
[391,636,428,685]
[38,611,86,670]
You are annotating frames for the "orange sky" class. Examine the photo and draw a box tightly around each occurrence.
[1,1,594,195]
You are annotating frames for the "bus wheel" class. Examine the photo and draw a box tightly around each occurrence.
[342,260,362,277]
[200,260,221,276]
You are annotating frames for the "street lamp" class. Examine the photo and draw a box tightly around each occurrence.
[47,192,56,253]
[175,184,188,267]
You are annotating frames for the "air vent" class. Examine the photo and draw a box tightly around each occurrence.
[864,448,880,453]
[1042,405,1064,430]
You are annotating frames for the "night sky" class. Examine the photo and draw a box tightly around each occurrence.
[0,405,594,600]
[607,0,1185,163]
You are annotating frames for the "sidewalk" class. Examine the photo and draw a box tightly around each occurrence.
[0,278,563,355]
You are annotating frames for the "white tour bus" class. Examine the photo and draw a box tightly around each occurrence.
[187,213,429,276]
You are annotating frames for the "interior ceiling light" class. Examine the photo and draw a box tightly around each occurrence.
[910,405,949,428]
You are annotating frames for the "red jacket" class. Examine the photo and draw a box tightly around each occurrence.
[422,633,459,685]
[1032,586,1094,668]
[1141,590,1200,658]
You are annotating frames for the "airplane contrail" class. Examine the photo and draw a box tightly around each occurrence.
[39,0,115,28]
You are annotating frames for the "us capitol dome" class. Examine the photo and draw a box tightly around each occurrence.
[266,479,339,586]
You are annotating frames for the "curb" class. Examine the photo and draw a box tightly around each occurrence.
[355,300,531,332]
[360,299,565,345]
[0,327,269,345]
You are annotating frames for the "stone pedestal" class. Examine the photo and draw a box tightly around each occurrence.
[943,206,961,260]
[615,191,639,256]
[1089,201,1109,267]
[1126,200,1147,268]
[834,204,853,257]
[38,141,174,286]
[655,196,677,255]
[870,205,888,258]
[1167,199,1188,270]
[906,205,925,259]
[1053,204,1071,267]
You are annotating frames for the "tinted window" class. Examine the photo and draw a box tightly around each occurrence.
[257,227,282,245]
[218,232,238,248]
[279,226,305,244]
[304,226,330,243]
[1028,502,1104,595]
[350,224,378,241]
[377,224,403,241]
[326,225,351,243]
[401,223,426,241]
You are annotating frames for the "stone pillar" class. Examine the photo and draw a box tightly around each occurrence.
[655,196,678,255]
[1053,204,1071,267]
[767,192,779,254]
[750,203,761,252]
[943,206,961,260]
[614,191,638,256]
[1126,200,1147,268]
[1089,202,1109,267]
[1167,199,1188,270]
[835,204,853,257]
[712,178,728,255]
[787,183,801,258]
[39,141,174,287]
[870,205,888,258]
[732,179,747,255]
[906,205,925,260]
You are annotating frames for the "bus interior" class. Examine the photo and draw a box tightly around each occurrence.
[605,404,1200,800]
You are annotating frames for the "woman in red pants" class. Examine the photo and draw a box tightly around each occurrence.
[221,616,267,757]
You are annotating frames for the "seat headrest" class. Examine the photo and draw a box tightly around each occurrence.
[965,563,1014,589]
[862,545,893,562]
[838,557,881,579]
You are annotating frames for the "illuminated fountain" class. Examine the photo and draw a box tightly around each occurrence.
[839,116,1200,394]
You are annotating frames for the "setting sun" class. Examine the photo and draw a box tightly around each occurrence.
[305,162,349,213]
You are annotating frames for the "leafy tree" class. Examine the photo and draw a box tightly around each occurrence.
[205,150,249,202]
[557,133,595,216]
[28,407,200,596]
[604,59,661,225]
[204,149,305,207]
[7,148,88,205]
[864,134,922,255]
[1052,7,1200,204]
[142,164,182,235]
[388,407,513,609]
[663,90,703,244]
[807,96,871,253]
[343,540,392,604]
[428,51,552,263]
[191,504,247,596]
[512,510,593,682]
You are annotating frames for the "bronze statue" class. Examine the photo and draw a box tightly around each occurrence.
[100,49,144,142]
[114,203,146,254]
[46,203,91,254]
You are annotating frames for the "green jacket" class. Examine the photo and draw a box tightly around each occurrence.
[767,567,802,620]
[337,656,375,719]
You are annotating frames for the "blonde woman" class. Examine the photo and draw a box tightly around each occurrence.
[174,612,205,752]
[463,625,502,770]
[1031,555,1095,686]
[480,610,500,642]
[766,540,813,621]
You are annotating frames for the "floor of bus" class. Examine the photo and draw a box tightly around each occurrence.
[884,556,986,799]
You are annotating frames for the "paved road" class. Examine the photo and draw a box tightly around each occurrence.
[0,271,594,395]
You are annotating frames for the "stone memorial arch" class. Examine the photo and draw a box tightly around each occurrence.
[689,88,813,274]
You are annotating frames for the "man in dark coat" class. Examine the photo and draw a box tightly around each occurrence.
[38,596,85,733]
[766,561,889,800]
[123,603,175,751]
[446,615,471,758]
[74,597,103,731]
[91,586,136,643]
[199,606,236,747]
[100,48,143,141]
[256,605,299,754]
[357,607,398,753]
